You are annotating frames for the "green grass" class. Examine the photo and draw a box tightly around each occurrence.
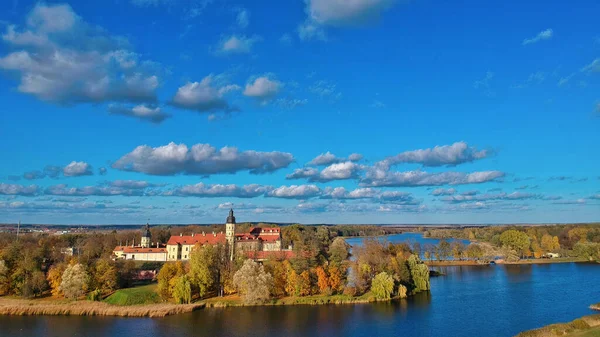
[104,284,161,306]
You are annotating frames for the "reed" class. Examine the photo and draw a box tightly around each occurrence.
[0,298,203,317]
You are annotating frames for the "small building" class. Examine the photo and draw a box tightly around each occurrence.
[112,223,167,261]
[544,252,561,259]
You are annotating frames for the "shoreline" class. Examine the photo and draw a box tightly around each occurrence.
[0,297,203,317]
[514,312,600,337]
[0,292,404,317]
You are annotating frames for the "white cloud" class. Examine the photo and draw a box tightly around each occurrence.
[218,35,261,54]
[266,185,321,199]
[0,4,161,105]
[287,161,363,182]
[309,80,341,100]
[112,142,294,176]
[431,188,456,196]
[0,183,39,196]
[108,104,171,124]
[306,0,397,27]
[243,76,282,101]
[170,75,240,113]
[236,9,250,29]
[165,183,271,198]
[297,20,327,41]
[63,161,93,177]
[361,168,504,187]
[522,28,553,46]
[441,191,541,203]
[275,98,308,109]
[308,151,363,166]
[45,184,144,196]
[377,142,491,168]
[581,58,600,73]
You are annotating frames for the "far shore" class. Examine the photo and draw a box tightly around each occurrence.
[425,257,589,266]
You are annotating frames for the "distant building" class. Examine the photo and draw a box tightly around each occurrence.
[112,223,167,261]
[114,209,292,262]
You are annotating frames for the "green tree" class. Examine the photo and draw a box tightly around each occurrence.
[172,275,192,304]
[94,259,118,294]
[500,230,530,258]
[233,259,273,305]
[407,255,430,292]
[156,262,185,301]
[371,272,394,300]
[188,244,219,298]
[328,237,350,264]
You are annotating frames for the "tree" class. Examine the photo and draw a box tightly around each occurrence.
[172,275,192,304]
[371,272,394,300]
[465,244,483,260]
[327,264,344,294]
[94,259,118,294]
[451,242,465,261]
[264,260,287,297]
[298,270,312,296]
[328,237,350,264]
[437,240,452,261]
[284,262,298,296]
[30,271,48,297]
[233,259,273,305]
[315,266,330,294]
[500,230,530,258]
[46,263,66,297]
[407,255,430,292]
[59,264,89,300]
[0,260,9,295]
[189,244,218,298]
[156,262,185,301]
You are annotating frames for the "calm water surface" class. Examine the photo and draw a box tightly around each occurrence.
[1,235,598,337]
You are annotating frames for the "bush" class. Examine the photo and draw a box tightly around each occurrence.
[570,318,590,330]
[371,272,394,300]
[343,286,357,297]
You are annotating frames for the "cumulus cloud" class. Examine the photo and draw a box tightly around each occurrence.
[98,167,107,175]
[170,75,240,113]
[165,183,271,198]
[431,188,456,196]
[522,28,553,45]
[266,185,321,199]
[218,35,261,54]
[243,76,282,102]
[0,183,39,196]
[308,151,363,166]
[287,161,363,182]
[0,3,160,105]
[109,180,160,189]
[63,161,93,177]
[305,0,397,27]
[297,20,327,41]
[377,142,491,168]
[108,104,171,124]
[361,168,505,187]
[321,187,378,199]
[112,142,294,176]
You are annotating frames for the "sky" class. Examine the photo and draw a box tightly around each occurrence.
[0,0,599,225]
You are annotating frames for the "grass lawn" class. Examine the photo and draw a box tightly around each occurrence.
[104,284,161,306]
[569,327,600,337]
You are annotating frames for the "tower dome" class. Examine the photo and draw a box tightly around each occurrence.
[226,208,236,224]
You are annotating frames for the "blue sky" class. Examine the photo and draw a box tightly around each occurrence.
[0,0,598,225]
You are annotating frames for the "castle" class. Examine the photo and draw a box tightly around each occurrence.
[113,209,292,262]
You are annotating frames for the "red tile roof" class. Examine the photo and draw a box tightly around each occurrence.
[114,246,127,252]
[167,233,226,245]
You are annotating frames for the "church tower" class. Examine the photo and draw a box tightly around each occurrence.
[141,222,151,248]
[225,209,236,260]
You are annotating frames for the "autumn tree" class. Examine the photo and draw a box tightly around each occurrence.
[46,263,66,297]
[327,264,344,294]
[94,259,118,294]
[408,255,430,292]
[298,270,312,296]
[156,262,185,301]
[285,262,298,296]
[328,237,350,264]
[264,260,287,297]
[59,264,89,300]
[371,272,394,300]
[315,266,330,294]
[233,259,273,305]
[0,260,8,295]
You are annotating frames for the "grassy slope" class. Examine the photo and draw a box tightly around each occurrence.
[515,314,600,337]
[104,284,160,306]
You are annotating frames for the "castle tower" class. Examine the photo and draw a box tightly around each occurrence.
[141,222,151,248]
[225,209,236,260]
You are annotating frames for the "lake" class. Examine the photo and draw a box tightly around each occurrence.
[1,234,599,337]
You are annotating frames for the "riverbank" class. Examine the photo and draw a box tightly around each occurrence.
[201,292,387,308]
[514,313,600,337]
[591,303,600,311]
[0,297,203,317]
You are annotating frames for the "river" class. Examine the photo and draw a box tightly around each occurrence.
[1,234,599,337]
